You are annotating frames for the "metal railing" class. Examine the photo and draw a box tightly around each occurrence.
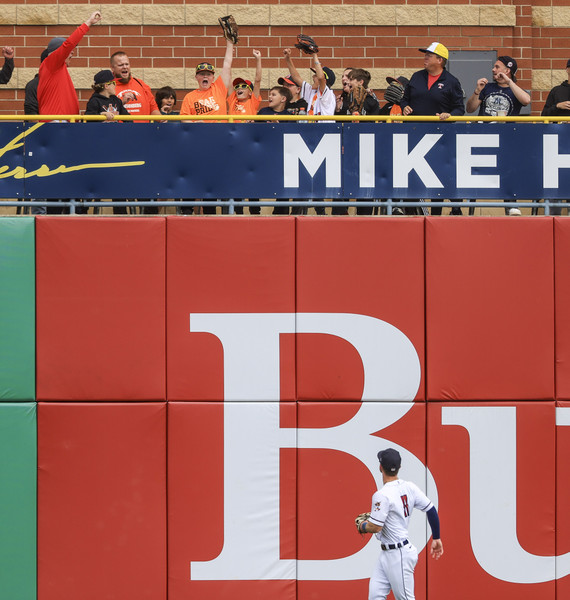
[1,114,568,215]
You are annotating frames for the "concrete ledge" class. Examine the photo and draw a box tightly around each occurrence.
[0,5,520,27]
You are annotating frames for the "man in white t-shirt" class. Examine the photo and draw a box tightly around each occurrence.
[355,448,444,600]
[282,47,336,116]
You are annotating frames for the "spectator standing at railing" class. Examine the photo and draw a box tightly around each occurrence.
[279,74,308,116]
[466,56,530,216]
[110,51,161,215]
[24,49,48,116]
[401,42,464,123]
[155,87,179,115]
[180,37,234,120]
[21,49,48,216]
[257,86,294,216]
[400,42,464,215]
[0,46,14,84]
[541,59,570,215]
[179,36,234,215]
[335,67,354,116]
[283,48,336,117]
[465,56,530,118]
[111,52,161,120]
[227,49,263,215]
[541,59,570,118]
[38,11,102,116]
[283,47,336,215]
[37,11,102,215]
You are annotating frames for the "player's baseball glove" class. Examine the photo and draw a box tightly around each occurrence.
[384,81,405,105]
[349,85,367,115]
[354,512,371,534]
[294,34,319,55]
[219,15,239,44]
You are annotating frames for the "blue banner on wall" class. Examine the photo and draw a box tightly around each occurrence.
[0,121,569,199]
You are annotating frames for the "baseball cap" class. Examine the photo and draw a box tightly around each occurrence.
[233,77,253,90]
[497,56,517,76]
[94,69,115,85]
[377,448,401,473]
[47,37,66,55]
[309,66,336,87]
[278,75,296,86]
[386,75,410,87]
[196,62,215,74]
[419,42,449,61]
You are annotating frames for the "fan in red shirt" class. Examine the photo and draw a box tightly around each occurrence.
[38,11,102,116]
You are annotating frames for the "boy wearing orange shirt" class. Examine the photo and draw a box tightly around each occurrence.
[227,49,262,118]
[180,37,234,119]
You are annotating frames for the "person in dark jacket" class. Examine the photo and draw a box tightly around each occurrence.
[541,59,570,214]
[83,69,130,215]
[401,42,465,120]
[85,69,130,120]
[400,42,465,215]
[0,46,14,84]
[541,59,570,118]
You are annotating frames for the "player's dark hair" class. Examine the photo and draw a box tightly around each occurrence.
[348,69,371,89]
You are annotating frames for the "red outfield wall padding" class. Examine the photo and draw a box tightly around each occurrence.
[168,401,297,600]
[36,217,166,400]
[295,218,425,401]
[556,401,570,598]
[426,217,554,400]
[428,401,556,600]
[166,217,296,401]
[38,402,167,600]
[555,220,570,399]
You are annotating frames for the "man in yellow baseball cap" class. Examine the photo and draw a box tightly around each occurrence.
[400,41,465,215]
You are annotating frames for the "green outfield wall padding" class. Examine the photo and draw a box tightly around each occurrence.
[0,217,35,400]
[0,402,37,600]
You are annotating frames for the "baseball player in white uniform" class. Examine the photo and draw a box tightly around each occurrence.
[355,448,444,600]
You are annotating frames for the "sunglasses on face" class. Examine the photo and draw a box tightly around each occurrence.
[235,84,250,90]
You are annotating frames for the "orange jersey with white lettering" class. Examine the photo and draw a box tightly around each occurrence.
[180,78,228,117]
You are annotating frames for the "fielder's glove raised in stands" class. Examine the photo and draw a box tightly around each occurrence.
[355,512,371,534]
[384,81,405,105]
[349,85,368,115]
[294,34,319,55]
[219,15,239,44]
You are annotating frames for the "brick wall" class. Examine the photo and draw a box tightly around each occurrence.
[0,1,569,115]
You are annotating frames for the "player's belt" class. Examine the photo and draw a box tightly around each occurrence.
[381,539,409,551]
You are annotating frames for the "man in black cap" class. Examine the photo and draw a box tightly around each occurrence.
[466,55,530,216]
[355,448,444,600]
[278,74,308,115]
[0,46,14,85]
[466,55,530,118]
